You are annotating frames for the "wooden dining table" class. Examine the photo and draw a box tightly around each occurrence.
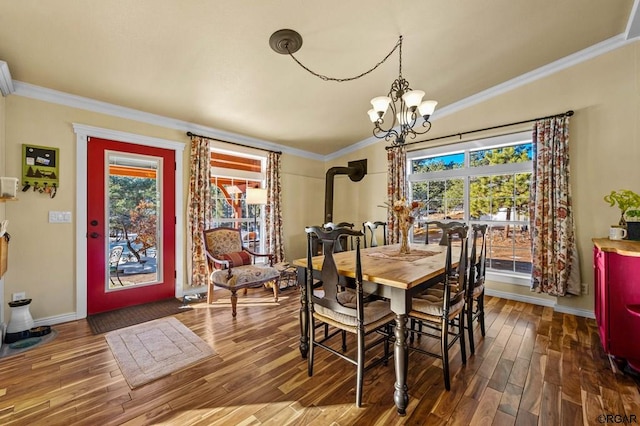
[292,242,456,415]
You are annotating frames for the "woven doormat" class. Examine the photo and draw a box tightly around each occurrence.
[105,317,215,388]
[87,298,191,334]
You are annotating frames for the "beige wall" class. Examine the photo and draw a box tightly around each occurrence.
[329,41,640,314]
[0,96,323,323]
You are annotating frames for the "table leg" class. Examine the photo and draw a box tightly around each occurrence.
[297,266,309,359]
[393,313,409,415]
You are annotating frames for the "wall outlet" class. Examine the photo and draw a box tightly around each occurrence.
[580,282,589,295]
[12,292,26,301]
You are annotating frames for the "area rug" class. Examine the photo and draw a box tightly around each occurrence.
[0,329,58,359]
[105,317,216,388]
[87,297,191,334]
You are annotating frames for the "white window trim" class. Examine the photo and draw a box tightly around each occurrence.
[407,130,532,286]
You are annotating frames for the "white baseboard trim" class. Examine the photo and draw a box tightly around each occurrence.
[485,289,595,319]
[33,312,81,326]
[553,304,596,319]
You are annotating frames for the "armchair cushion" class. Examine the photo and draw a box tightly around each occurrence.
[210,264,280,289]
[220,251,252,267]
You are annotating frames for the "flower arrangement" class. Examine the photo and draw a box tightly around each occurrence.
[391,198,422,227]
[382,198,423,254]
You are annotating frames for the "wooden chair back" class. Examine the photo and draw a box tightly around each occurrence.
[306,226,364,319]
[362,221,387,248]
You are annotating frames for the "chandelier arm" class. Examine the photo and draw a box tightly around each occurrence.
[285,37,402,83]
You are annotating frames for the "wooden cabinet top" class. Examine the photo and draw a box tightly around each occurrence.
[593,238,640,257]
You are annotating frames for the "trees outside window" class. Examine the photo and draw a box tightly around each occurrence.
[408,132,532,275]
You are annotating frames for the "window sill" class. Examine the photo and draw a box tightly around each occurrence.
[486,270,531,287]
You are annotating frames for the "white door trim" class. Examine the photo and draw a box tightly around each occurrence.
[73,123,185,319]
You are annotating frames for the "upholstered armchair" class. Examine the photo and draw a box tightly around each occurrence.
[202,227,280,317]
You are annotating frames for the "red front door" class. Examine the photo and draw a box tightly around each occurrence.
[87,137,175,314]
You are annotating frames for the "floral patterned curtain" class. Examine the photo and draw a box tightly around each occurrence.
[387,145,407,244]
[187,135,213,287]
[530,116,581,296]
[266,152,285,263]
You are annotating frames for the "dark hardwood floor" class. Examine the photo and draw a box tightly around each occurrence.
[1,288,638,425]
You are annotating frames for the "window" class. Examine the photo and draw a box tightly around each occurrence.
[408,132,532,281]
[210,149,267,254]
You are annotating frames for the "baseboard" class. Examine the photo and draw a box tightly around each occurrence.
[485,288,595,319]
[553,304,595,319]
[33,312,81,326]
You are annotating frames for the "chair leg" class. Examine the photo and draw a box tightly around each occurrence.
[308,317,315,377]
[230,290,238,317]
[341,330,347,352]
[356,328,365,407]
[467,301,475,355]
[458,312,466,365]
[478,294,486,337]
[441,317,451,391]
[207,282,214,304]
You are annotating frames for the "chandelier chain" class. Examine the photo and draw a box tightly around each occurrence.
[285,36,403,82]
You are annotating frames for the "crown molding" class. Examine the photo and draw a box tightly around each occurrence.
[330,33,634,160]
[12,32,635,162]
[13,81,324,161]
[0,60,15,96]
[626,0,640,39]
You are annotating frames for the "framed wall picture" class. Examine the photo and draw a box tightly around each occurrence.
[22,144,60,190]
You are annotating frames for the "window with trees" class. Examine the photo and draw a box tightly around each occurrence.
[408,132,532,279]
[210,150,266,253]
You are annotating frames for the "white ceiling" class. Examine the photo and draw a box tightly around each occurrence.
[0,1,638,156]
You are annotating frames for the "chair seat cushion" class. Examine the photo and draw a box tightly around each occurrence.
[220,251,252,267]
[411,291,465,320]
[471,283,485,298]
[211,264,279,289]
[314,297,393,328]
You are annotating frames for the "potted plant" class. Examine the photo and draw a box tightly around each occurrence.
[603,189,640,228]
[626,209,640,241]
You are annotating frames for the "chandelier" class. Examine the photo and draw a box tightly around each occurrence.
[269,30,437,146]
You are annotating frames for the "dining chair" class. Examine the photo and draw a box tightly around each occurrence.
[466,224,488,354]
[423,220,466,245]
[202,227,280,317]
[362,221,387,248]
[408,224,469,390]
[305,226,395,407]
[324,222,355,252]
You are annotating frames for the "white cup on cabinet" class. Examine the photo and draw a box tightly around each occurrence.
[609,226,627,240]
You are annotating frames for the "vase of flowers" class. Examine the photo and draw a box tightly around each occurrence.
[391,198,422,254]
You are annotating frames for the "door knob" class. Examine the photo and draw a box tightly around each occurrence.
[89,232,100,239]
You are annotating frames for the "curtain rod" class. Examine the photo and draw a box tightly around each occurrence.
[385,110,574,151]
[186,131,282,155]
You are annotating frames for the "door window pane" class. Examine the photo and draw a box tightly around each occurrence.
[108,154,160,289]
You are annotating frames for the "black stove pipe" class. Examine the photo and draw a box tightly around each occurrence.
[324,159,367,223]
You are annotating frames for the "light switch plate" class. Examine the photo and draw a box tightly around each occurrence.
[49,211,72,223]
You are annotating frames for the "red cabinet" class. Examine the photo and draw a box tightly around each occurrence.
[593,238,640,373]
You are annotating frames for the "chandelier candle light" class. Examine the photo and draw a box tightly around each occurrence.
[367,36,438,146]
[269,30,437,146]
